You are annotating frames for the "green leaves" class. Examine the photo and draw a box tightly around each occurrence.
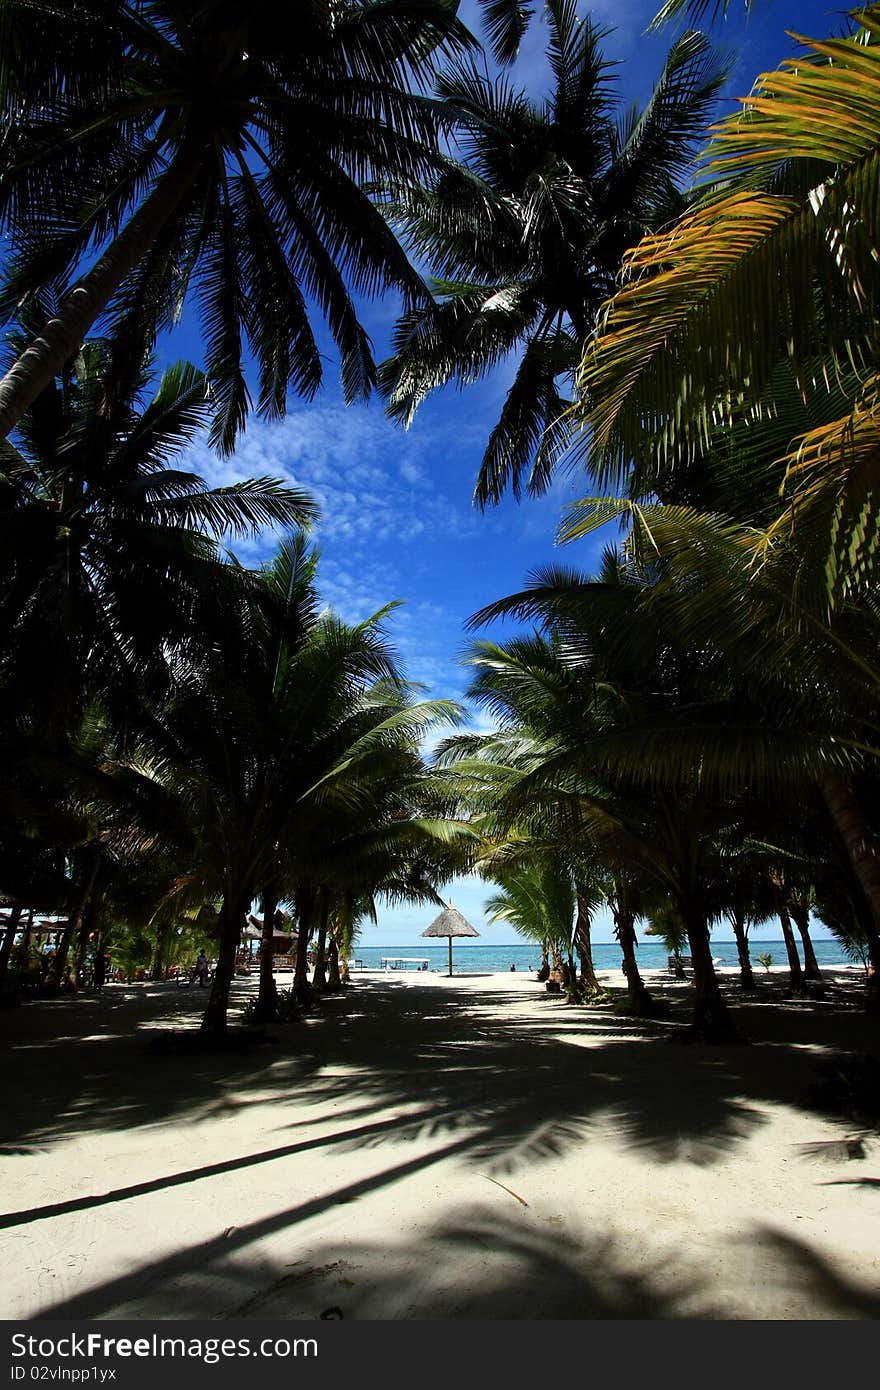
[381,10,729,501]
[0,0,474,448]
[577,10,880,602]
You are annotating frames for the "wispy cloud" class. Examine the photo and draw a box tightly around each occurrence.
[183,400,482,566]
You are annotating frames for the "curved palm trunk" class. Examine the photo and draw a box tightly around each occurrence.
[327,937,342,990]
[612,891,655,1016]
[0,904,22,985]
[311,901,328,992]
[0,147,203,441]
[536,941,550,982]
[679,897,743,1042]
[73,896,100,983]
[150,922,173,981]
[769,877,805,991]
[200,894,247,1036]
[559,946,578,998]
[48,856,100,989]
[821,775,880,1006]
[574,890,602,996]
[789,900,823,983]
[728,911,755,991]
[254,890,279,1022]
[46,914,79,990]
[293,890,314,998]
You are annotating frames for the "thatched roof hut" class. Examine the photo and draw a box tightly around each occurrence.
[244,915,294,954]
[422,902,479,976]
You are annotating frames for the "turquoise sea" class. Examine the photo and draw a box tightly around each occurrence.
[350,939,860,973]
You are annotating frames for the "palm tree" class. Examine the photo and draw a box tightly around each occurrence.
[0,338,315,741]
[0,0,473,447]
[124,543,464,1034]
[439,628,663,1014]
[650,1,754,28]
[380,0,728,503]
[483,858,576,990]
[577,8,880,604]
[285,690,471,1000]
[558,499,880,999]
[467,552,766,1038]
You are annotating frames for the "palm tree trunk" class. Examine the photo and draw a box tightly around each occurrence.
[0,145,204,441]
[200,894,247,1035]
[73,895,100,983]
[536,941,550,982]
[559,947,578,998]
[679,897,743,1042]
[769,875,805,990]
[612,892,655,1016]
[0,904,22,985]
[728,911,755,991]
[19,907,35,969]
[789,900,823,983]
[150,922,172,981]
[48,855,101,989]
[327,936,342,990]
[293,889,314,997]
[312,896,328,991]
[821,775,880,1001]
[46,913,79,990]
[255,889,279,1022]
[574,889,602,996]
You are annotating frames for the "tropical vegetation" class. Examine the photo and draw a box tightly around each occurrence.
[2,0,879,1057]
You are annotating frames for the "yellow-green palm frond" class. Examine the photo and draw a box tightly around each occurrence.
[576,11,880,486]
[706,15,880,187]
[576,192,816,482]
[766,379,880,606]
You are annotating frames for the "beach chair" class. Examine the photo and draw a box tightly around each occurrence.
[667,953,693,974]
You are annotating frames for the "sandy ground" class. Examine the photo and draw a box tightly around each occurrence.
[1,963,878,1321]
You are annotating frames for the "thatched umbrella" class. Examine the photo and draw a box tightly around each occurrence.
[422,902,480,977]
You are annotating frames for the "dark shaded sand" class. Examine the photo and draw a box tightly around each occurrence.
[1,965,878,1320]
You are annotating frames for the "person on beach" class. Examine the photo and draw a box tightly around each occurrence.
[510,963,516,972]
[194,950,209,986]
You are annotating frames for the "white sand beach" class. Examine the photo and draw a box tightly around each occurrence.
[1,965,878,1320]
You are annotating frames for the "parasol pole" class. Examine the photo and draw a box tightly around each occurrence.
[448,935,453,977]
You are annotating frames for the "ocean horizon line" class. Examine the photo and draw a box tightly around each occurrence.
[356,938,841,950]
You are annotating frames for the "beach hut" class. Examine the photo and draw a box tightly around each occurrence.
[244,915,295,956]
[421,902,480,977]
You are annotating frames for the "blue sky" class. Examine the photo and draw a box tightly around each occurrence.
[171,0,839,944]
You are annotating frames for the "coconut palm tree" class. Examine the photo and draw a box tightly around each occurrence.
[285,690,471,1000]
[0,0,473,447]
[0,337,315,741]
[380,0,728,503]
[438,628,663,1013]
[483,858,576,989]
[467,551,773,1038]
[577,8,880,605]
[557,497,880,998]
[565,14,880,991]
[122,543,464,1034]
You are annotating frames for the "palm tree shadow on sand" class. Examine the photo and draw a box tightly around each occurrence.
[2,975,877,1318]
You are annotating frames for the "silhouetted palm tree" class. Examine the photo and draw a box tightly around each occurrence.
[380,0,727,503]
[0,0,473,446]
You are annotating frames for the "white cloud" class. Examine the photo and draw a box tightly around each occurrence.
[183,402,480,565]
